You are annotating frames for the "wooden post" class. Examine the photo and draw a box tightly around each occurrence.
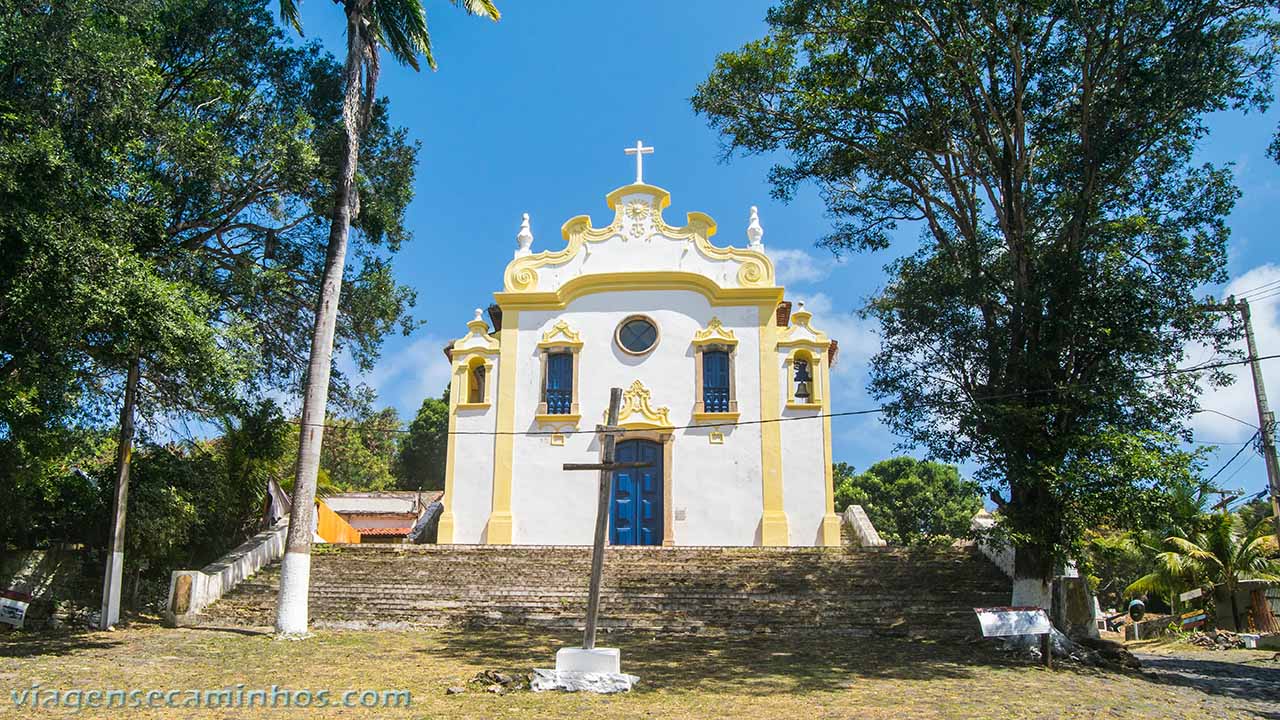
[1040,632,1052,668]
[100,355,140,630]
[583,387,623,650]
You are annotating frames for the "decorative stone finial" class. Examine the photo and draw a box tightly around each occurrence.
[515,212,533,257]
[474,308,484,322]
[796,300,805,312]
[747,206,764,248]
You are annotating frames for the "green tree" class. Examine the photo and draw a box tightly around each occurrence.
[832,457,981,545]
[0,0,420,432]
[396,389,450,491]
[1129,511,1280,629]
[0,0,420,557]
[693,0,1274,602]
[316,407,401,491]
[274,0,500,635]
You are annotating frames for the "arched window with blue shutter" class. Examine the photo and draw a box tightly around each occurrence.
[545,352,573,414]
[703,350,730,413]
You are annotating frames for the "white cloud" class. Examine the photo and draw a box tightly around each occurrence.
[1190,263,1280,442]
[357,333,454,419]
[770,248,842,286]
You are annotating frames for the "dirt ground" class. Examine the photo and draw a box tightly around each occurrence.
[1,622,1277,719]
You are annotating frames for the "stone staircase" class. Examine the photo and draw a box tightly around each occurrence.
[202,544,1010,638]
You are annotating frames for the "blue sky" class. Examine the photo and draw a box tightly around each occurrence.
[284,0,1279,502]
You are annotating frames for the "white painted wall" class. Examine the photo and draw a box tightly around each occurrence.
[510,290,766,545]
[776,349,831,547]
[449,364,499,544]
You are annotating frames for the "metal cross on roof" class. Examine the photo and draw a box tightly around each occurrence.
[624,140,654,184]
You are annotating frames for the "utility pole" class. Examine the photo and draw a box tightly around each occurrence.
[100,355,140,630]
[1208,298,1280,545]
[1237,299,1280,546]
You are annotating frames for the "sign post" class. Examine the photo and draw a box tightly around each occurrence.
[974,606,1054,668]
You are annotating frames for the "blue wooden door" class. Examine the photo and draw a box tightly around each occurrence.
[610,440,663,546]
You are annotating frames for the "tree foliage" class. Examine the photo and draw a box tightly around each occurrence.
[833,457,981,545]
[1128,510,1280,627]
[314,407,402,491]
[693,0,1277,580]
[395,389,450,491]
[0,0,419,440]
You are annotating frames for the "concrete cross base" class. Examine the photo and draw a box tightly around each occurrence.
[529,647,637,693]
[530,669,638,694]
[555,647,620,673]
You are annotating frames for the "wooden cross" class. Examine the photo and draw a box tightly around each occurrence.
[561,387,651,650]
[624,140,654,184]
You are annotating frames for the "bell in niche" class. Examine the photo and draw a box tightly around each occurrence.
[793,359,812,400]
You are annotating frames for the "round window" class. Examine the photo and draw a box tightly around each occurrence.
[616,316,659,355]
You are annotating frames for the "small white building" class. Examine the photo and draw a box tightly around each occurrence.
[440,149,840,547]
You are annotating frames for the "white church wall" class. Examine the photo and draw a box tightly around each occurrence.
[672,423,764,545]
[776,349,832,546]
[509,290,765,545]
[449,400,498,544]
[779,405,828,546]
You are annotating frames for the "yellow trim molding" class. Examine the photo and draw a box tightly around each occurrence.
[784,348,824,408]
[820,353,841,546]
[502,183,776,293]
[777,305,831,350]
[537,319,583,349]
[757,305,789,545]
[609,379,674,430]
[535,412,581,425]
[786,402,823,411]
[485,310,519,544]
[453,309,500,357]
[692,316,738,347]
[459,355,493,408]
[692,411,740,423]
[496,271,783,312]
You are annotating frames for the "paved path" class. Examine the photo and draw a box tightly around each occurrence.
[1135,650,1280,718]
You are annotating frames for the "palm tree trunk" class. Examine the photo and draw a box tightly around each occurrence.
[274,6,369,636]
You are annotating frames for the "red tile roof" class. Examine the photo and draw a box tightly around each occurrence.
[358,527,412,537]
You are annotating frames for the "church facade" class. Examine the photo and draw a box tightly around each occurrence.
[438,158,840,547]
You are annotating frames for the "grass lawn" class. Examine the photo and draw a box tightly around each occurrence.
[1,621,1276,718]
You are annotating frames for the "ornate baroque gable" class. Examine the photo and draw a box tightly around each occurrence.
[502,184,776,295]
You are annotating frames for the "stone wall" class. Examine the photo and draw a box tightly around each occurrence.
[0,549,97,629]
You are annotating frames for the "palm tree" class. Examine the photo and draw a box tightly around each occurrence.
[1130,512,1280,630]
[273,0,500,636]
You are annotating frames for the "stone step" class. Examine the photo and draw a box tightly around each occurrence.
[202,544,1009,637]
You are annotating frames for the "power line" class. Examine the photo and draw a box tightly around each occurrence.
[286,351,1280,438]
[1235,278,1280,298]
[1219,451,1259,488]
[1205,431,1260,485]
[1243,287,1280,304]
[1194,408,1259,431]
